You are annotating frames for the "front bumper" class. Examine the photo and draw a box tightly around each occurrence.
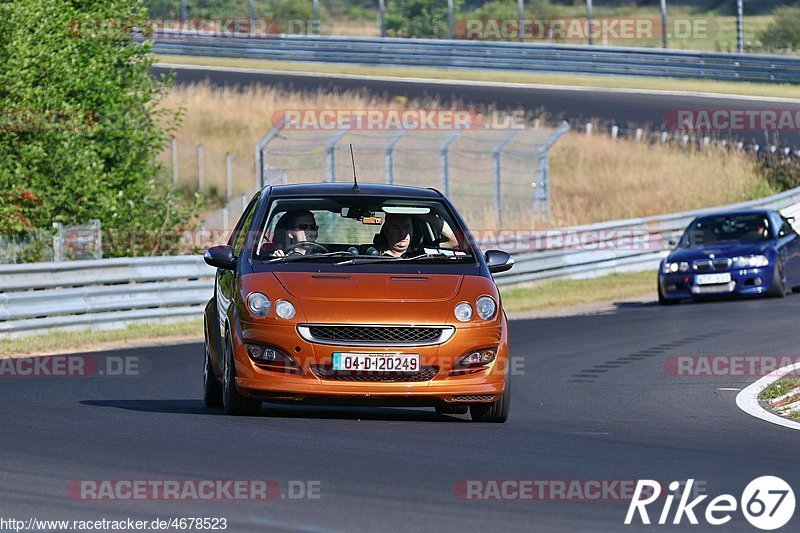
[231,321,508,404]
[659,267,773,300]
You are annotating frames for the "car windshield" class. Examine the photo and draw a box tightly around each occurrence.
[252,196,476,265]
[679,214,772,247]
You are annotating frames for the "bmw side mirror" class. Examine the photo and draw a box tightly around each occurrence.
[204,245,236,270]
[485,250,514,274]
[668,239,676,246]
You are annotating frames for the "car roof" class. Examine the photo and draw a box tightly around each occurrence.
[265,183,444,199]
[693,209,775,221]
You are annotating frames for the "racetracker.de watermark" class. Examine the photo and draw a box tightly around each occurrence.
[453,479,706,501]
[67,18,281,40]
[469,228,662,253]
[0,355,142,378]
[664,355,800,377]
[0,109,97,132]
[664,109,800,132]
[454,18,716,42]
[270,109,526,130]
[67,480,321,500]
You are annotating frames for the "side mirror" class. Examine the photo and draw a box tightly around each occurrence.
[485,250,514,274]
[204,245,236,270]
[668,239,677,247]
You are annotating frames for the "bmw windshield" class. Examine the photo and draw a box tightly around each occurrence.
[679,213,772,247]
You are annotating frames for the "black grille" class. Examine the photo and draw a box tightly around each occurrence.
[307,325,444,344]
[310,365,439,382]
[451,394,495,402]
[693,258,732,272]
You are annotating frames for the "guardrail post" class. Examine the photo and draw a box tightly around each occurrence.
[197,144,204,192]
[52,222,63,263]
[440,130,463,198]
[171,137,178,187]
[611,125,619,140]
[385,130,406,185]
[492,130,519,228]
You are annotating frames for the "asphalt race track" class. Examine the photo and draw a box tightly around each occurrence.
[155,64,800,149]
[2,296,799,532]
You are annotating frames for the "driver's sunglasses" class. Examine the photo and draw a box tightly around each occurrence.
[295,223,319,231]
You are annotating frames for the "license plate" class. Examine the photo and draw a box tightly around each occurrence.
[696,273,732,285]
[332,352,420,372]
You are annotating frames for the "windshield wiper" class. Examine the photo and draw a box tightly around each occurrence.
[335,253,474,266]
[266,251,356,263]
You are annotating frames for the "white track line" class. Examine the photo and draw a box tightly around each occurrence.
[156,62,800,104]
[736,362,800,431]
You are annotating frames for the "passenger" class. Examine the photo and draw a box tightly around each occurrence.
[376,214,415,257]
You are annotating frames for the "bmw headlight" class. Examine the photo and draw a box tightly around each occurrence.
[454,302,473,322]
[476,296,497,320]
[247,292,271,316]
[274,299,296,320]
[662,261,689,274]
[734,255,769,268]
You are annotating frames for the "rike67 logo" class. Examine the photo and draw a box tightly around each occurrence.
[625,477,795,530]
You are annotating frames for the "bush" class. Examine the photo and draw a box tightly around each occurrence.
[0,0,199,258]
[758,6,800,51]
[758,152,800,191]
[386,0,463,38]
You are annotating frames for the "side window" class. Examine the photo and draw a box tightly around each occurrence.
[779,217,797,238]
[231,193,261,256]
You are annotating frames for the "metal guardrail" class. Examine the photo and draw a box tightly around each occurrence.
[153,35,800,84]
[2,185,800,337]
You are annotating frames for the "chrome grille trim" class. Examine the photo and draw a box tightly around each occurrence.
[693,258,732,272]
[296,324,455,347]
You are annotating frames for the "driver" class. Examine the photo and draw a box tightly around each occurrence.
[271,209,319,257]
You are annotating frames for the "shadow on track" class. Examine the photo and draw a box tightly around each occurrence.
[80,399,468,422]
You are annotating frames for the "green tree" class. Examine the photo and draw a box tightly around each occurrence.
[758,6,800,51]
[0,0,197,257]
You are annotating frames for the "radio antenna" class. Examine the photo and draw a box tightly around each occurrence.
[349,144,360,192]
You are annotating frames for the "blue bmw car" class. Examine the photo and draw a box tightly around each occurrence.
[658,210,800,304]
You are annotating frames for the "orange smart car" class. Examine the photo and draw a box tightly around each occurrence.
[202,183,514,422]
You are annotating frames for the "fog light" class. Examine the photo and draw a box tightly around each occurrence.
[245,344,297,370]
[754,277,762,286]
[453,348,497,370]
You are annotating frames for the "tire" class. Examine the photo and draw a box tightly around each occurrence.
[222,333,261,416]
[203,339,223,408]
[768,260,789,298]
[435,404,468,415]
[470,381,510,423]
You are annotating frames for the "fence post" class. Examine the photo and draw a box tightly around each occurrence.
[491,130,519,228]
[52,222,63,263]
[326,129,351,183]
[586,0,593,45]
[737,0,744,53]
[440,130,462,198]
[378,0,386,38]
[447,0,454,39]
[92,219,102,259]
[518,0,525,42]
[225,152,233,202]
[385,130,406,185]
[223,207,229,231]
[313,0,320,35]
[197,144,204,192]
[171,137,178,186]
[535,121,570,221]
[660,0,667,48]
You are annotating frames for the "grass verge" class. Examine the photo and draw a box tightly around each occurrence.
[500,270,655,314]
[758,377,800,401]
[0,319,202,357]
[156,54,800,101]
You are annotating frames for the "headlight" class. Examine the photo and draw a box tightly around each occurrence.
[475,296,497,320]
[662,261,689,274]
[454,302,473,322]
[735,255,769,268]
[274,300,296,320]
[454,348,497,369]
[247,292,271,316]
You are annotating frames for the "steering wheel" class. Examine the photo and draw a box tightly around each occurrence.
[287,241,330,254]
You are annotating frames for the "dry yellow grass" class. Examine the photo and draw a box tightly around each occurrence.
[160,83,771,229]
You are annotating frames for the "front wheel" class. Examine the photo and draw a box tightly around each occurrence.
[470,382,510,423]
[222,334,261,416]
[768,260,789,298]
